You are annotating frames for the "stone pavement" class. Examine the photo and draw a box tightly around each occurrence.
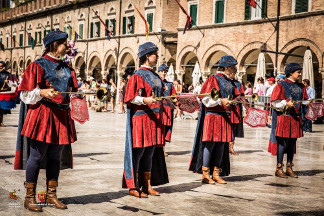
[0,106,324,216]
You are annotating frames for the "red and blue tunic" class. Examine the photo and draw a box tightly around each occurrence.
[200,73,240,142]
[18,55,78,145]
[124,67,165,148]
[268,79,307,155]
[162,79,176,142]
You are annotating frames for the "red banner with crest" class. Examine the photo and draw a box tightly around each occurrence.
[244,107,268,127]
[176,94,200,113]
[306,102,324,121]
[70,96,89,124]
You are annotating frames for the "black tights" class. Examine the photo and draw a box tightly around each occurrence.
[203,142,225,167]
[25,139,64,183]
[132,146,156,173]
[276,137,296,165]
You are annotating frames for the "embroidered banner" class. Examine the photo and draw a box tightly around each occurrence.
[176,95,200,113]
[306,102,324,121]
[70,96,89,124]
[244,107,268,127]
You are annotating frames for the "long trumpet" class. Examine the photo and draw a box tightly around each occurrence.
[53,87,109,101]
[153,88,219,102]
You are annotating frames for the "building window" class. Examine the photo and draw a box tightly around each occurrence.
[189,4,198,26]
[78,23,84,40]
[19,33,23,47]
[44,29,50,37]
[12,35,16,48]
[214,0,224,23]
[245,0,267,20]
[147,13,153,32]
[27,33,32,46]
[90,21,100,38]
[105,19,116,36]
[123,16,135,34]
[295,0,308,14]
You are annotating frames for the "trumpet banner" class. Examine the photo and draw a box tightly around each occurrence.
[70,96,89,124]
[244,107,268,127]
[306,102,324,121]
[176,95,200,113]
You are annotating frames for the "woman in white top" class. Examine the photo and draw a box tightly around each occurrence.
[101,79,109,112]
[109,78,117,113]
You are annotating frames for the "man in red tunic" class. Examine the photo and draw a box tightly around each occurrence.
[269,63,307,178]
[158,64,177,156]
[18,31,78,212]
[189,55,240,184]
[123,42,168,198]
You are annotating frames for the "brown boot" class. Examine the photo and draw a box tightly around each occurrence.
[202,166,215,184]
[142,172,160,196]
[212,167,227,184]
[46,180,67,209]
[129,173,148,198]
[275,163,287,178]
[229,142,238,155]
[286,162,298,178]
[24,182,42,212]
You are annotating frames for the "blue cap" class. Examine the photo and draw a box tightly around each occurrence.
[285,63,302,76]
[276,74,285,79]
[0,61,5,66]
[158,64,168,72]
[218,55,238,67]
[43,30,68,48]
[138,42,158,58]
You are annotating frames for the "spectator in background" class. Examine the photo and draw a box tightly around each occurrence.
[109,78,117,113]
[77,77,82,88]
[118,77,126,114]
[302,79,315,132]
[253,77,265,96]
[174,80,183,120]
[100,79,109,112]
[276,74,285,83]
[265,77,276,97]
[244,81,253,95]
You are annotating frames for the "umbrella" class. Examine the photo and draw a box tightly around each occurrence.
[192,61,201,87]
[254,52,266,87]
[302,49,314,88]
[166,63,175,82]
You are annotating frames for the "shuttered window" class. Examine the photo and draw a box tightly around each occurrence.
[111,19,116,35]
[147,13,153,32]
[79,23,83,39]
[244,1,251,20]
[19,33,23,47]
[105,19,109,36]
[90,22,94,38]
[295,0,308,13]
[190,4,197,26]
[215,0,224,23]
[262,0,267,18]
[7,36,9,48]
[34,32,37,45]
[130,16,135,34]
[123,17,127,35]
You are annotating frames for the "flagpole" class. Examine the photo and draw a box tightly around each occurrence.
[91,8,118,43]
[254,1,276,30]
[274,0,280,76]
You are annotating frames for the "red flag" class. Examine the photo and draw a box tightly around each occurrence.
[244,108,268,127]
[70,96,90,124]
[176,94,200,113]
[174,0,193,34]
[246,0,256,8]
[134,4,150,40]
[92,9,112,40]
[306,102,324,121]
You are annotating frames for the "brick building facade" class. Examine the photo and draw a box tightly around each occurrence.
[0,0,324,97]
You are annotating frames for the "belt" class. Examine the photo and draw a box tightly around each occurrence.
[133,108,162,117]
[39,99,70,110]
[206,110,231,116]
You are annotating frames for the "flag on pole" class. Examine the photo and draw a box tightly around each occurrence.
[246,0,256,8]
[174,0,193,34]
[0,41,4,50]
[134,4,150,40]
[92,9,112,40]
[27,33,35,50]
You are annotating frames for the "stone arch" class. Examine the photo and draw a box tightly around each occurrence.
[279,38,323,72]
[103,50,117,84]
[177,45,200,84]
[25,56,32,68]
[118,47,137,76]
[237,41,275,71]
[19,58,24,70]
[201,44,234,73]
[88,53,102,81]
[12,61,18,74]
[34,55,41,61]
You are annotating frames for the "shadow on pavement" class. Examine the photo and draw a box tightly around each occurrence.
[236,150,264,154]
[225,174,272,182]
[295,169,324,176]
[277,209,324,216]
[166,150,191,156]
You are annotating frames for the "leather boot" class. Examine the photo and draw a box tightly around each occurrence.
[24,182,42,212]
[286,162,298,178]
[212,167,227,184]
[275,163,287,178]
[202,166,215,184]
[129,173,148,198]
[142,172,160,196]
[46,180,67,209]
[229,142,238,155]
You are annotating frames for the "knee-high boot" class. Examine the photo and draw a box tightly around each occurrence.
[212,167,227,184]
[24,182,42,212]
[202,166,215,184]
[46,180,67,209]
[142,172,160,196]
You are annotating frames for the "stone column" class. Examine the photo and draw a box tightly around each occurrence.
[115,70,125,106]
[237,67,246,83]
